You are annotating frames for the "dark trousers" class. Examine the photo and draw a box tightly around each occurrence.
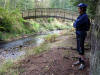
[76,31,87,55]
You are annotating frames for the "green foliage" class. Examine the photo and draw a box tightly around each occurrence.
[44,19,67,31]
[35,0,51,8]
[48,18,54,23]
[44,34,59,43]
[16,0,35,10]
[33,43,49,54]
[0,31,3,40]
[29,21,40,32]
[49,0,77,12]
[0,0,76,11]
[0,0,35,10]
[0,60,14,75]
[0,7,40,40]
[0,7,25,33]
[0,7,12,32]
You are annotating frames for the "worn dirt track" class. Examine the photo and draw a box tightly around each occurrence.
[17,33,90,75]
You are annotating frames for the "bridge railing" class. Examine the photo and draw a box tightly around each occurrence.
[22,8,78,21]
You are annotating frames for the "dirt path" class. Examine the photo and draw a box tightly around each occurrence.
[17,33,90,75]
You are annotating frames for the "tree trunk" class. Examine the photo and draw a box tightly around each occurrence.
[14,0,16,9]
[4,0,6,9]
[90,0,100,75]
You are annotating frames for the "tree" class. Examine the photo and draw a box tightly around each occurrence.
[34,0,51,8]
[90,0,100,74]
[50,0,74,10]
[0,0,35,10]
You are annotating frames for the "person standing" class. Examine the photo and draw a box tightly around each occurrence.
[73,3,90,70]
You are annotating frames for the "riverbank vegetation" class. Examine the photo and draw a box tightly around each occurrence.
[0,7,70,41]
[0,0,75,41]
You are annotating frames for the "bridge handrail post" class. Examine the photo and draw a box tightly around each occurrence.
[64,11,65,19]
[28,10,29,17]
[22,12,23,18]
[35,8,36,18]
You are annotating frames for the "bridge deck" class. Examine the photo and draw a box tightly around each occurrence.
[22,8,78,20]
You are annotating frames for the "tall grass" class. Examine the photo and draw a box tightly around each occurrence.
[0,60,14,75]
[44,34,59,43]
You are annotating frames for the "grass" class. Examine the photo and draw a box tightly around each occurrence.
[33,43,50,54]
[44,34,59,43]
[0,60,14,75]
[25,42,50,56]
[0,59,24,75]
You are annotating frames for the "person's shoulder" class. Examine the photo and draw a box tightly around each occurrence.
[82,13,88,18]
[82,13,88,16]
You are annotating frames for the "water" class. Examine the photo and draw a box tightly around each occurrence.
[0,30,62,61]
[0,35,45,61]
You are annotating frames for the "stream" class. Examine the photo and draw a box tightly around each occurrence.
[0,30,62,64]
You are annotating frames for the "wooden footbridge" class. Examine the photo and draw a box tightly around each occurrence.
[22,8,78,21]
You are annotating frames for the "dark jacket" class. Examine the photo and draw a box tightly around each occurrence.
[73,13,90,32]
